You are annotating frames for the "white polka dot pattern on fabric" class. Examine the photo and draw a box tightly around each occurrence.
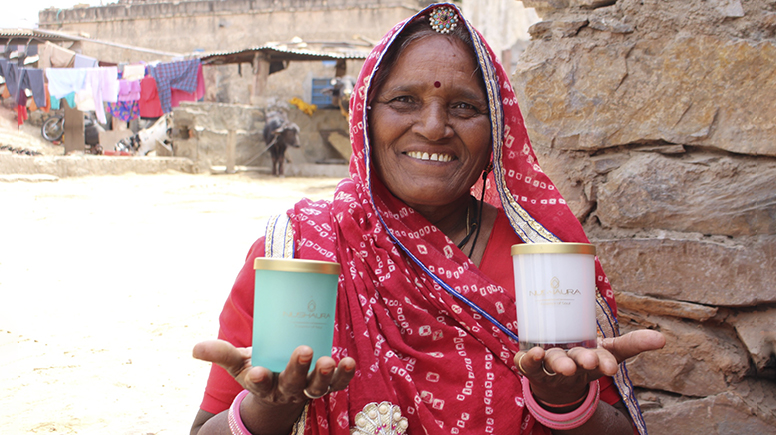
[280,3,640,435]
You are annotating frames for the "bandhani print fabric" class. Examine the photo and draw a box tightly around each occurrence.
[107,101,140,122]
[270,3,647,435]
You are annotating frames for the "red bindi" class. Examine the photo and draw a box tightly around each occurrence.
[434,81,441,88]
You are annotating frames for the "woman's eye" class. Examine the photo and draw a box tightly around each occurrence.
[391,96,413,104]
[451,102,483,117]
[385,96,417,111]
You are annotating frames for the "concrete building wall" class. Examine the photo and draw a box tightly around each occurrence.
[38,1,424,64]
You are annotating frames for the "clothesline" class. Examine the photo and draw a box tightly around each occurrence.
[0,55,205,127]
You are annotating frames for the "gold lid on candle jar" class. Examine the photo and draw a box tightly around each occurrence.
[511,243,596,256]
[254,258,341,275]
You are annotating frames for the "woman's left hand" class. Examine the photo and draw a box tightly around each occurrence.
[514,329,665,406]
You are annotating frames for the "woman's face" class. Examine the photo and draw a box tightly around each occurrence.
[369,34,491,211]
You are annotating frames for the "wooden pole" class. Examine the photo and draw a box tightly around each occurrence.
[63,106,84,154]
[250,53,269,107]
[335,59,346,77]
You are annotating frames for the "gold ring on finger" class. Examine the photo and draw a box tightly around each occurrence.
[303,386,331,400]
[518,353,528,374]
[541,361,557,377]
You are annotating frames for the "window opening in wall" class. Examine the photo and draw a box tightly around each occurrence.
[311,77,337,109]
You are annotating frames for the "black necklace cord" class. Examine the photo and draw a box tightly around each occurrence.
[467,165,490,258]
[456,197,475,250]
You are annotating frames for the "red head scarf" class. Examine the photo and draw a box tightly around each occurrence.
[286,3,645,434]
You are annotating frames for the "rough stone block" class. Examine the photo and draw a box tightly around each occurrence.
[725,307,776,377]
[528,19,588,39]
[596,236,776,307]
[596,153,776,237]
[711,0,745,18]
[588,15,634,33]
[641,389,776,435]
[620,314,750,396]
[514,35,776,157]
[522,0,616,11]
[615,291,718,322]
[534,148,595,220]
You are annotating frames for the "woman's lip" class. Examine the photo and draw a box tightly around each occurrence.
[405,151,455,162]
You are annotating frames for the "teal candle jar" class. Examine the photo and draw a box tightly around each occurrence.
[252,258,341,373]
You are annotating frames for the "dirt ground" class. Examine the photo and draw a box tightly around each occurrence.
[0,105,72,157]
[0,167,340,434]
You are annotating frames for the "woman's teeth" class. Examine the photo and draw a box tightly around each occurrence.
[406,151,453,162]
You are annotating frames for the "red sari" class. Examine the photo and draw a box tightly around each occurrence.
[201,3,646,434]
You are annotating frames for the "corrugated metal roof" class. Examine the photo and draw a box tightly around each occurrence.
[199,44,370,65]
[0,28,82,44]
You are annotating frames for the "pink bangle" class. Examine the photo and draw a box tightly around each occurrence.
[521,376,600,431]
[536,392,587,409]
[228,390,252,435]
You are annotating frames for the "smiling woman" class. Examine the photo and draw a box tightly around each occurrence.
[369,28,492,230]
[190,3,665,435]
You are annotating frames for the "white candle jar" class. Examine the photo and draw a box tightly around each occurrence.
[511,243,597,351]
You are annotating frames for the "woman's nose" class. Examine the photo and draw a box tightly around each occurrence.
[413,102,452,141]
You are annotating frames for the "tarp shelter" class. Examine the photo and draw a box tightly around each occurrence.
[0,28,81,45]
[0,28,82,65]
[198,43,369,105]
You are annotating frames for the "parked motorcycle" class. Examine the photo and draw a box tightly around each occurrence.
[40,113,66,143]
[40,111,106,154]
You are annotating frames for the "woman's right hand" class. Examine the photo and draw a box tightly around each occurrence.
[192,340,356,434]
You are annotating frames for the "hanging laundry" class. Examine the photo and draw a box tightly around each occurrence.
[170,63,205,108]
[1,63,46,109]
[148,59,200,113]
[0,58,8,80]
[17,92,28,127]
[46,68,87,100]
[38,41,76,68]
[28,84,50,113]
[74,54,99,68]
[75,85,96,112]
[2,62,20,101]
[83,66,119,124]
[50,92,76,110]
[18,68,46,108]
[28,95,39,111]
[139,75,163,119]
[122,64,146,81]
[107,101,139,122]
[29,83,51,113]
[100,67,119,103]
[42,83,51,112]
[117,79,141,102]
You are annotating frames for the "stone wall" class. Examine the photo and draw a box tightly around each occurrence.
[34,0,415,170]
[513,1,776,433]
[37,1,423,63]
[37,1,423,106]
[172,101,349,173]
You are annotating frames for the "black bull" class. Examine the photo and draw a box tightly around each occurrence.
[263,115,300,177]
